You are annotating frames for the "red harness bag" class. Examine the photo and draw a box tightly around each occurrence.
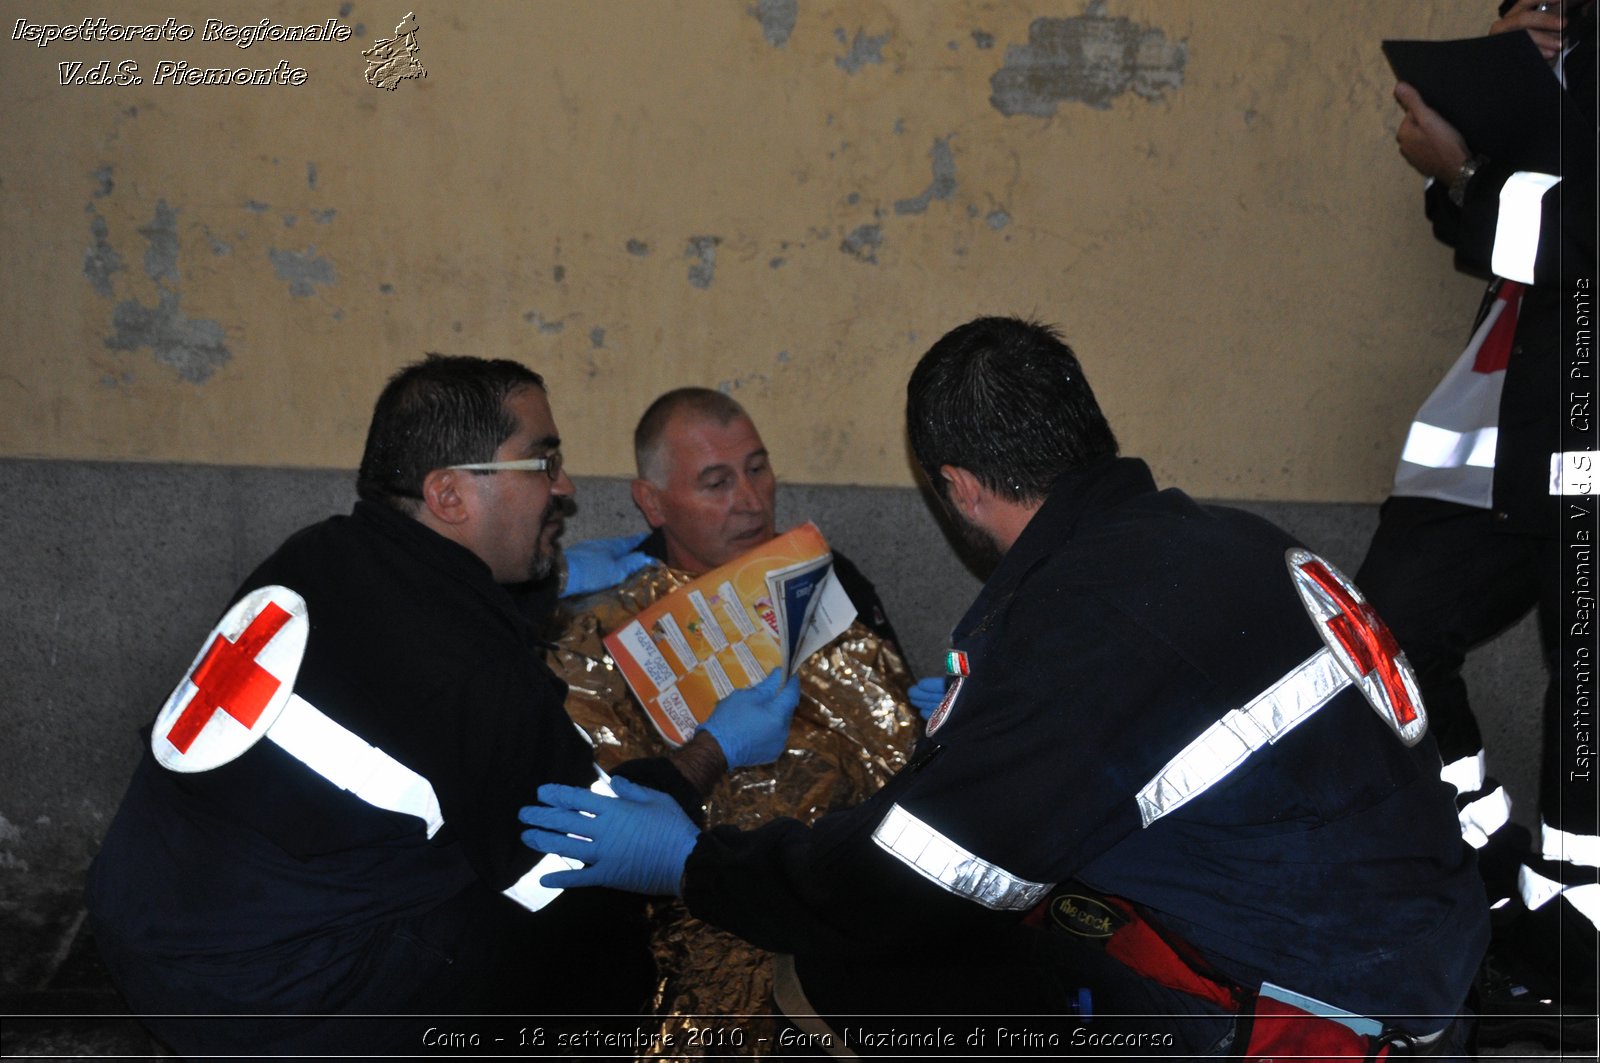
[1033,888,1410,1060]
[1237,995,1397,1062]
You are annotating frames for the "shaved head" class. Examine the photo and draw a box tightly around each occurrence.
[630,387,777,574]
[634,387,752,485]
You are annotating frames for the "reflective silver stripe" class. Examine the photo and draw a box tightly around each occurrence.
[1136,649,1350,827]
[1549,451,1599,496]
[1490,171,1560,284]
[871,802,1051,911]
[503,767,616,914]
[1542,822,1600,868]
[1514,860,1600,928]
[1391,301,1508,507]
[267,693,445,838]
[503,851,579,913]
[1520,862,1566,912]
[1459,787,1511,849]
[1439,750,1486,795]
[1400,422,1498,470]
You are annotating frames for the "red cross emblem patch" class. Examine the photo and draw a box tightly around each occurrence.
[1286,549,1427,746]
[151,585,309,773]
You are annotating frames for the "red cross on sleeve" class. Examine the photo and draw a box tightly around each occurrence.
[164,601,293,754]
[1297,559,1420,731]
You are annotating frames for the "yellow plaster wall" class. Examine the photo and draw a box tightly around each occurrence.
[0,0,1489,500]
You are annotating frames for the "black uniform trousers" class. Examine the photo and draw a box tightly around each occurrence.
[1357,495,1597,999]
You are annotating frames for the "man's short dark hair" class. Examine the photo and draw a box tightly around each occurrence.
[633,387,751,483]
[356,354,546,511]
[906,316,1118,502]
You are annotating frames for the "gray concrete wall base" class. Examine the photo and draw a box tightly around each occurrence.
[0,458,1543,994]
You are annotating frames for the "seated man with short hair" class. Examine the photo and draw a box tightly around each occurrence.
[546,387,918,1048]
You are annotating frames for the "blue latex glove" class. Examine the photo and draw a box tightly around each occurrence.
[908,676,947,720]
[700,669,801,770]
[518,776,699,895]
[561,532,655,598]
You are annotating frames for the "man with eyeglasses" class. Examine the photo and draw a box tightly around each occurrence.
[86,355,800,1057]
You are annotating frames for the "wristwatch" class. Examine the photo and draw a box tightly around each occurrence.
[1448,154,1487,207]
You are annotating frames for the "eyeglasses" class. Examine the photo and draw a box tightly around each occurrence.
[449,452,564,481]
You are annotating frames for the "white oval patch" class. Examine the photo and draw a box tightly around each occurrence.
[151,585,309,773]
[1285,549,1427,747]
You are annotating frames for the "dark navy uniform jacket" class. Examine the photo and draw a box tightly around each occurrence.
[1423,8,1595,535]
[684,458,1488,1025]
[88,501,668,1021]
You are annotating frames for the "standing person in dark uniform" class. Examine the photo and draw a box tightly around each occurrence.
[85,355,798,1058]
[1355,1,1597,1046]
[521,317,1489,1058]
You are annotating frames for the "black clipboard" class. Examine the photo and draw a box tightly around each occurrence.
[1381,32,1569,173]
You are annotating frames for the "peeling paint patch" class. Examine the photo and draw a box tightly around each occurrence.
[83,213,124,297]
[307,162,318,190]
[986,208,1011,230]
[752,0,797,47]
[590,326,606,348]
[718,371,770,393]
[91,164,114,198]
[685,235,720,289]
[523,311,564,334]
[626,238,651,257]
[268,246,336,297]
[989,4,1187,115]
[835,28,887,74]
[894,137,956,215]
[106,292,230,383]
[840,223,883,264]
[140,200,181,285]
[972,29,995,50]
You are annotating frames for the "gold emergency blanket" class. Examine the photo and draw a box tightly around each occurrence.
[547,563,918,1058]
